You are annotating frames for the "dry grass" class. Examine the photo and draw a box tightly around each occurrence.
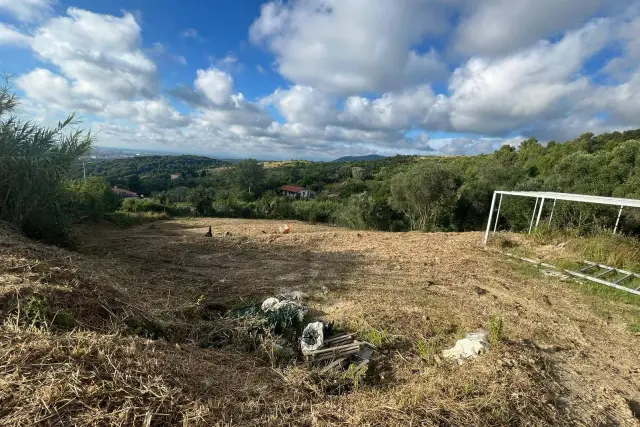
[1,220,639,426]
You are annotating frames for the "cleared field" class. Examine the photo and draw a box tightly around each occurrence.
[1,219,639,426]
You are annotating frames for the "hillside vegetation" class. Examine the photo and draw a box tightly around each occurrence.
[83,130,640,237]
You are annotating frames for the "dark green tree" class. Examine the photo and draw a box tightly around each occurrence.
[235,159,265,194]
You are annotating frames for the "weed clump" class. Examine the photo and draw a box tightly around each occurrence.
[487,315,504,347]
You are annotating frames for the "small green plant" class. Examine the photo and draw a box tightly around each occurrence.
[342,362,367,391]
[53,309,75,329]
[416,339,433,361]
[629,323,640,333]
[361,328,388,347]
[23,296,48,325]
[487,315,504,347]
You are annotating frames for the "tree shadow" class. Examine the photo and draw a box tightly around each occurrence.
[76,220,365,312]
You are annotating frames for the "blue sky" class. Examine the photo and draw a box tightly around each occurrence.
[1,0,639,160]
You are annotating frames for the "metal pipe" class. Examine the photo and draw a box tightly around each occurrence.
[613,205,623,234]
[564,269,640,296]
[528,197,539,234]
[548,199,557,227]
[484,191,497,245]
[535,198,546,228]
[493,193,503,233]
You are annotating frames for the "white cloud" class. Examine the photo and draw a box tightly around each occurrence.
[7,2,640,159]
[0,0,53,22]
[15,68,103,111]
[340,85,440,131]
[29,8,157,102]
[453,0,620,56]
[194,68,233,105]
[263,85,336,126]
[104,98,190,128]
[447,18,612,134]
[181,28,199,38]
[0,22,31,45]
[431,136,525,156]
[250,0,449,94]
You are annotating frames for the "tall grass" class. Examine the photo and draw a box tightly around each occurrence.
[530,227,640,271]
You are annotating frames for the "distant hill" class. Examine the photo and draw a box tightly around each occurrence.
[332,154,386,162]
[70,155,229,180]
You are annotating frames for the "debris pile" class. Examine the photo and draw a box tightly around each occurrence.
[442,331,490,364]
[260,296,307,322]
[259,296,375,374]
[300,321,375,373]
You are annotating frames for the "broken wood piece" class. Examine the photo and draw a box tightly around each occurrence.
[324,336,353,346]
[320,357,347,374]
[323,333,355,345]
[312,348,361,363]
[306,342,361,356]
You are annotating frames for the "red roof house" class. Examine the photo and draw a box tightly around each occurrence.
[278,185,316,199]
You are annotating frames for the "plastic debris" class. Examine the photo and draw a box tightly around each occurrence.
[261,297,280,312]
[301,322,325,354]
[279,224,291,234]
[271,300,307,322]
[260,297,307,322]
[442,331,490,362]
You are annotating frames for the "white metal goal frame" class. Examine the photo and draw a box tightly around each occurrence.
[483,191,640,245]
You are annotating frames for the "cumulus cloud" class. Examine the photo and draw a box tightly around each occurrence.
[4,2,640,159]
[0,22,31,45]
[447,18,613,134]
[0,0,54,22]
[453,0,621,56]
[194,68,234,105]
[27,8,158,102]
[249,0,449,94]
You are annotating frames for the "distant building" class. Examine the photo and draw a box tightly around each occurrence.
[278,185,316,199]
[112,187,138,198]
[170,173,182,180]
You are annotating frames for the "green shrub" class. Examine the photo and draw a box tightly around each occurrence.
[0,81,92,245]
[62,177,121,221]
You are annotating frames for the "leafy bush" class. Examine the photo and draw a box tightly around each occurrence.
[62,177,121,222]
[0,81,92,245]
[120,198,191,216]
[389,163,460,231]
[291,200,339,223]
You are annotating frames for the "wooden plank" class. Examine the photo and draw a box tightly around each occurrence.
[564,270,640,296]
[312,348,360,363]
[320,357,347,374]
[306,342,361,356]
[324,335,354,345]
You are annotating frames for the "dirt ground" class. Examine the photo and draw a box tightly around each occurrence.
[1,218,639,426]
